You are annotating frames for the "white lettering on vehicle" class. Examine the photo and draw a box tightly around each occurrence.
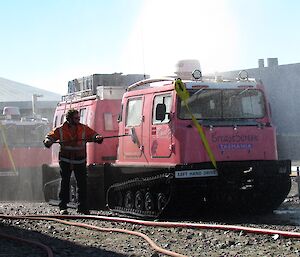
[175,169,218,178]
[0,171,19,176]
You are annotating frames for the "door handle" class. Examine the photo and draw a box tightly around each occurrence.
[151,127,156,135]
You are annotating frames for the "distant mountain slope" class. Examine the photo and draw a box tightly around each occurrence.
[0,77,61,102]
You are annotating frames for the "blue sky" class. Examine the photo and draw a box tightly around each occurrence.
[1,0,300,95]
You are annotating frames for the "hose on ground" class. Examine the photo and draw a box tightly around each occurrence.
[0,231,54,257]
[0,215,186,257]
[2,212,300,257]
[24,213,300,238]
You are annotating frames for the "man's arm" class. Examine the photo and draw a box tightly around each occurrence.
[43,127,60,148]
[84,125,103,144]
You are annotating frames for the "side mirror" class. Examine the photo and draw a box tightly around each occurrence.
[117,105,123,123]
[117,113,121,123]
[155,103,167,121]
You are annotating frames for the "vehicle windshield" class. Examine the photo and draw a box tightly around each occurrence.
[178,89,265,120]
[0,123,48,147]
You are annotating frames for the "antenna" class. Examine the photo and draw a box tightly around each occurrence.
[141,30,146,79]
[140,19,147,79]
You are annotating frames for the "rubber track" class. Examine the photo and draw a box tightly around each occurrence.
[107,173,174,218]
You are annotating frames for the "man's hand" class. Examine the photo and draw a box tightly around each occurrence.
[95,135,104,144]
[43,138,53,148]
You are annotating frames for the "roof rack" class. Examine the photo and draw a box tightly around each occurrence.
[61,86,127,103]
[61,89,94,102]
[127,78,174,91]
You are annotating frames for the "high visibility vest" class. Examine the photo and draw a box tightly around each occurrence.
[59,125,87,164]
[47,122,98,164]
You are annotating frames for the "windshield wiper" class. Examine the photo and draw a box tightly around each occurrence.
[238,87,251,95]
[185,88,207,105]
[194,88,206,95]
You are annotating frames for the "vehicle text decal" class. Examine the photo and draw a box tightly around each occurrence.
[175,169,218,178]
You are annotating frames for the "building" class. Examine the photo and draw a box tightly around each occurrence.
[0,77,61,122]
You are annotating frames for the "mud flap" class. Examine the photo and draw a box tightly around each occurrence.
[87,165,106,210]
[42,164,60,202]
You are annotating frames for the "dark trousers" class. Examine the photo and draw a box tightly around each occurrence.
[58,161,88,211]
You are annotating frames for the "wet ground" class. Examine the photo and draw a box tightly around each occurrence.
[1,178,300,256]
[273,178,300,225]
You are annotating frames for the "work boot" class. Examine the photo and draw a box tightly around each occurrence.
[59,209,68,215]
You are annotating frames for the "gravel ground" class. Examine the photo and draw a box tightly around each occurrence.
[1,181,300,257]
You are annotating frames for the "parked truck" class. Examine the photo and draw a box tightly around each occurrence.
[0,106,50,200]
[42,67,291,218]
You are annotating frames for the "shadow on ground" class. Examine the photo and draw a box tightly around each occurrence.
[0,222,129,257]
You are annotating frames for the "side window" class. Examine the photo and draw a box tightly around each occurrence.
[153,94,172,124]
[126,98,143,127]
[54,115,58,128]
[60,114,66,125]
[104,113,115,131]
[80,108,87,124]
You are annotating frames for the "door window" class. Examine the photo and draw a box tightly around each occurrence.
[153,94,172,124]
[126,98,143,126]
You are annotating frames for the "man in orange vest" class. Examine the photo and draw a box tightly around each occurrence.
[43,109,103,215]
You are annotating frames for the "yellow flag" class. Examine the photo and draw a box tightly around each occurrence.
[174,79,217,169]
[0,122,17,173]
